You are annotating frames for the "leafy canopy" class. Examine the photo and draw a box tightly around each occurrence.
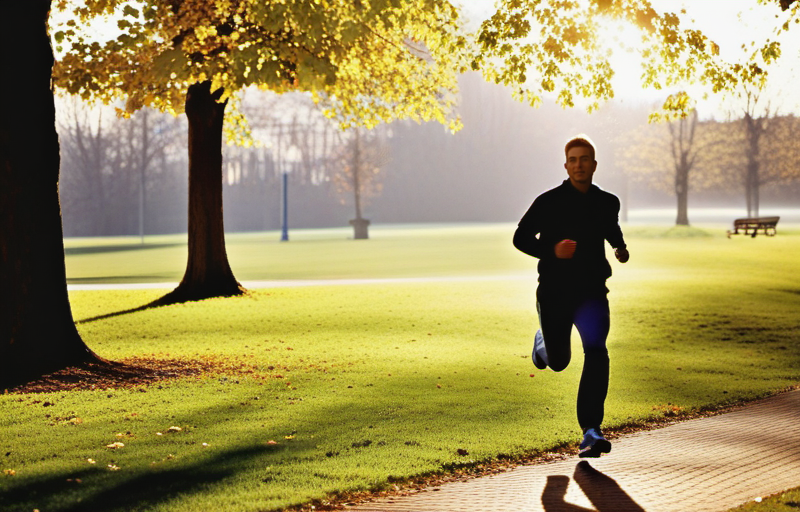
[473,0,794,120]
[52,0,468,131]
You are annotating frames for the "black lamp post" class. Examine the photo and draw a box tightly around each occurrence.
[281,145,301,242]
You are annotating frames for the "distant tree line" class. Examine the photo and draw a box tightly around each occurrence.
[59,73,800,237]
[57,92,394,237]
[56,74,632,237]
[615,97,800,225]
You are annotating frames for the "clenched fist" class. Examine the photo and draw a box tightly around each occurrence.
[555,239,577,259]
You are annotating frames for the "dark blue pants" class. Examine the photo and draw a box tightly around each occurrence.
[536,287,610,431]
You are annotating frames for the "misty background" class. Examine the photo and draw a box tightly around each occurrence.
[57,72,800,238]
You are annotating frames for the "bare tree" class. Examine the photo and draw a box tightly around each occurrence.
[740,91,771,217]
[667,110,709,225]
[331,127,391,239]
[58,102,187,237]
[615,109,719,226]
[721,89,800,218]
[57,99,111,236]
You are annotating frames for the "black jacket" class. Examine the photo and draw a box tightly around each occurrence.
[514,180,626,291]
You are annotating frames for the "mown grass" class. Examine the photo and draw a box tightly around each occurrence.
[2,223,799,512]
[64,224,530,283]
[727,487,800,512]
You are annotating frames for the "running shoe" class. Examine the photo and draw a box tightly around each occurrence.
[532,329,547,370]
[579,427,612,458]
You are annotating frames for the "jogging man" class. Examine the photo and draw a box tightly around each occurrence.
[513,135,629,458]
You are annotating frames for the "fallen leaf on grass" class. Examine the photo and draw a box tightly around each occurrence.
[456,448,469,456]
[106,442,125,449]
[167,426,182,433]
[652,404,684,416]
[87,459,96,464]
[107,464,120,471]
[267,440,278,445]
[3,469,16,476]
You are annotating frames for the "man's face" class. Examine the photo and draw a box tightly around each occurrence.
[564,146,597,188]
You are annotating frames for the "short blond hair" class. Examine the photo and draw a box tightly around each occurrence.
[565,136,596,161]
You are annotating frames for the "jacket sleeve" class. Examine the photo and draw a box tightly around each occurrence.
[513,197,553,259]
[604,195,627,250]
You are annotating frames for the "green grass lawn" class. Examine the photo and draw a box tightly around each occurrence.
[64,224,533,283]
[728,487,800,512]
[2,223,799,512]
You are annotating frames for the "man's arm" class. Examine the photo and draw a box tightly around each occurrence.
[605,195,629,263]
[513,198,552,258]
[513,224,545,258]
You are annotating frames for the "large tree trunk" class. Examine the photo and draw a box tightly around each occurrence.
[0,1,99,388]
[159,81,243,304]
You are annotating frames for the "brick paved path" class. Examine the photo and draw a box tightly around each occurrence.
[351,389,800,512]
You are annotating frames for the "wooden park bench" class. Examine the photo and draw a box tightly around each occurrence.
[727,216,780,238]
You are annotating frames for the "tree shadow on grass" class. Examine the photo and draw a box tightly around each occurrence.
[0,444,285,512]
[68,275,175,284]
[1,390,375,512]
[75,286,247,325]
[4,357,231,393]
[74,301,164,325]
[74,293,216,325]
[775,288,800,297]
[3,374,499,511]
[4,355,653,511]
[65,243,183,256]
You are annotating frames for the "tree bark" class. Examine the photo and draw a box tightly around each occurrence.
[743,113,761,218]
[350,129,369,239]
[675,166,689,226]
[159,81,243,303]
[0,1,99,388]
[668,111,697,226]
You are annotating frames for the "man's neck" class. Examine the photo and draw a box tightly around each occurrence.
[569,178,591,193]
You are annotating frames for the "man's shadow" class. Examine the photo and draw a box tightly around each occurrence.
[541,461,646,512]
